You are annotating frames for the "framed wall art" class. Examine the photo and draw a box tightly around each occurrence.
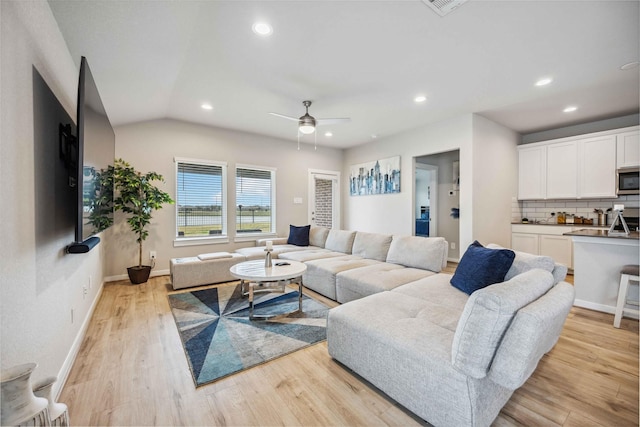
[349,155,400,196]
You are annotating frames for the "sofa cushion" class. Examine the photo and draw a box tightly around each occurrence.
[287,224,310,246]
[488,281,575,389]
[309,226,330,248]
[451,268,555,379]
[324,229,357,254]
[386,236,447,272]
[303,256,379,300]
[351,231,393,261]
[197,252,233,260]
[335,263,434,303]
[279,249,344,262]
[487,243,555,281]
[450,241,515,295]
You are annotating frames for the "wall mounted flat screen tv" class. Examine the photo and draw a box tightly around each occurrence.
[67,56,115,253]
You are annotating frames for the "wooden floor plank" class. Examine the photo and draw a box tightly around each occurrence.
[58,274,639,426]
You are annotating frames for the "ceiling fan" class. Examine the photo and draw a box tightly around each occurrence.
[269,100,351,135]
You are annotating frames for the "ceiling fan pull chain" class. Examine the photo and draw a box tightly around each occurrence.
[297,130,300,151]
[314,130,317,151]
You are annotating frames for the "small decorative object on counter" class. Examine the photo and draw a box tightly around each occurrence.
[594,209,607,226]
[583,218,593,225]
[557,212,566,224]
[566,214,575,224]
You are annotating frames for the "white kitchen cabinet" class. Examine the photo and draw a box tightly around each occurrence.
[518,125,638,200]
[617,130,640,168]
[512,232,539,254]
[511,224,577,269]
[546,142,578,199]
[539,234,573,268]
[518,145,546,199]
[579,135,617,198]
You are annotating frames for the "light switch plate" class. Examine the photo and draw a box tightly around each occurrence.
[293,197,303,204]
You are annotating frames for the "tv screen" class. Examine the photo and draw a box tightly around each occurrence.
[75,56,115,246]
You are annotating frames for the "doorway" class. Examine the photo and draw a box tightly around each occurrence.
[414,150,460,261]
[308,169,340,229]
[415,164,438,237]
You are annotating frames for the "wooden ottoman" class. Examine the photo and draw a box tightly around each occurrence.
[170,252,246,290]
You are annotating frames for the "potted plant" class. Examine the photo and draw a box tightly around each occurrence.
[89,158,173,284]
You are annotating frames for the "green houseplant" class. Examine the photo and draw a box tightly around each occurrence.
[89,158,173,284]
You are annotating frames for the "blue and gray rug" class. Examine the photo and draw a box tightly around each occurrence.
[168,282,330,387]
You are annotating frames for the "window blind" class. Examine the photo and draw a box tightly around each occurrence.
[177,162,224,237]
[236,167,274,233]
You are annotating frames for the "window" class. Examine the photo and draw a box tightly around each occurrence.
[235,165,276,235]
[175,158,227,239]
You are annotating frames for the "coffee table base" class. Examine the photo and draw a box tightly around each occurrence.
[243,277,303,320]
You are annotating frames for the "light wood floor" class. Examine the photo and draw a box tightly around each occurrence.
[60,268,639,426]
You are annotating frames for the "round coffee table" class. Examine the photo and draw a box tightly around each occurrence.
[229,260,307,320]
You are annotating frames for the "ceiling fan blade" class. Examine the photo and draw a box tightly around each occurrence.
[268,112,299,122]
[316,118,351,126]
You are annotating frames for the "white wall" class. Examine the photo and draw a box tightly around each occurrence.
[0,1,105,397]
[343,114,518,257]
[343,114,474,250]
[471,115,519,248]
[111,119,343,277]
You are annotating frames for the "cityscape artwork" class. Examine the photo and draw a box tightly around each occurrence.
[349,155,401,196]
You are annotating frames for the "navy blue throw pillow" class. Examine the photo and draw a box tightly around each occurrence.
[450,241,515,295]
[287,224,310,246]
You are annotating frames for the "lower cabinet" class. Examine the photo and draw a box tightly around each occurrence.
[511,225,582,269]
[539,234,573,268]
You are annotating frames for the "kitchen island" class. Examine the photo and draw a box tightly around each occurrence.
[564,229,639,318]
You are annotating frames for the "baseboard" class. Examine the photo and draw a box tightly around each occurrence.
[573,299,640,319]
[54,280,104,400]
[105,269,170,283]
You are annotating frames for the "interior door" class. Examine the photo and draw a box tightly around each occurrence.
[308,170,340,229]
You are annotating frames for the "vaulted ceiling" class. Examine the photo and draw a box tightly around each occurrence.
[49,0,639,148]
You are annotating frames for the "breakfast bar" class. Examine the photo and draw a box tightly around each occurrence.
[564,229,639,317]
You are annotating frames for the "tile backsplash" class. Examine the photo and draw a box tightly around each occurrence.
[513,195,639,223]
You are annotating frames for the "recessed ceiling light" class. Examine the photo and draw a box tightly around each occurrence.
[252,22,273,36]
[324,131,333,137]
[535,77,553,86]
[414,95,427,103]
[201,103,213,110]
[563,106,578,113]
[620,61,639,70]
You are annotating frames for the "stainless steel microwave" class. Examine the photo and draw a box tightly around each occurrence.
[617,167,640,195]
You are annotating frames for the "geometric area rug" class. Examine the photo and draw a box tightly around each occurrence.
[167,281,330,387]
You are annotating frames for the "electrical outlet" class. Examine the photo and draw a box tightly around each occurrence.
[451,242,456,250]
[71,308,74,324]
[82,286,88,299]
[88,275,92,290]
[150,251,157,260]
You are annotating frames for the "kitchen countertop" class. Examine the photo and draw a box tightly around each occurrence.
[511,222,607,227]
[563,229,640,240]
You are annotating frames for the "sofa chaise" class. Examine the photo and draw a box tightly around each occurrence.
[327,242,575,427]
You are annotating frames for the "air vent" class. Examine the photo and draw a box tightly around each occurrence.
[422,0,469,16]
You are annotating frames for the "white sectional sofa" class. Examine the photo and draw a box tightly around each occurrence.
[170,226,575,426]
[235,227,449,303]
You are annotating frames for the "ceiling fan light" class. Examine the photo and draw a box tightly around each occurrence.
[299,124,315,134]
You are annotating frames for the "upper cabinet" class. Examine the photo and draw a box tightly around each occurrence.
[579,135,617,198]
[546,141,578,199]
[518,145,546,199]
[617,130,640,168]
[518,126,638,200]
